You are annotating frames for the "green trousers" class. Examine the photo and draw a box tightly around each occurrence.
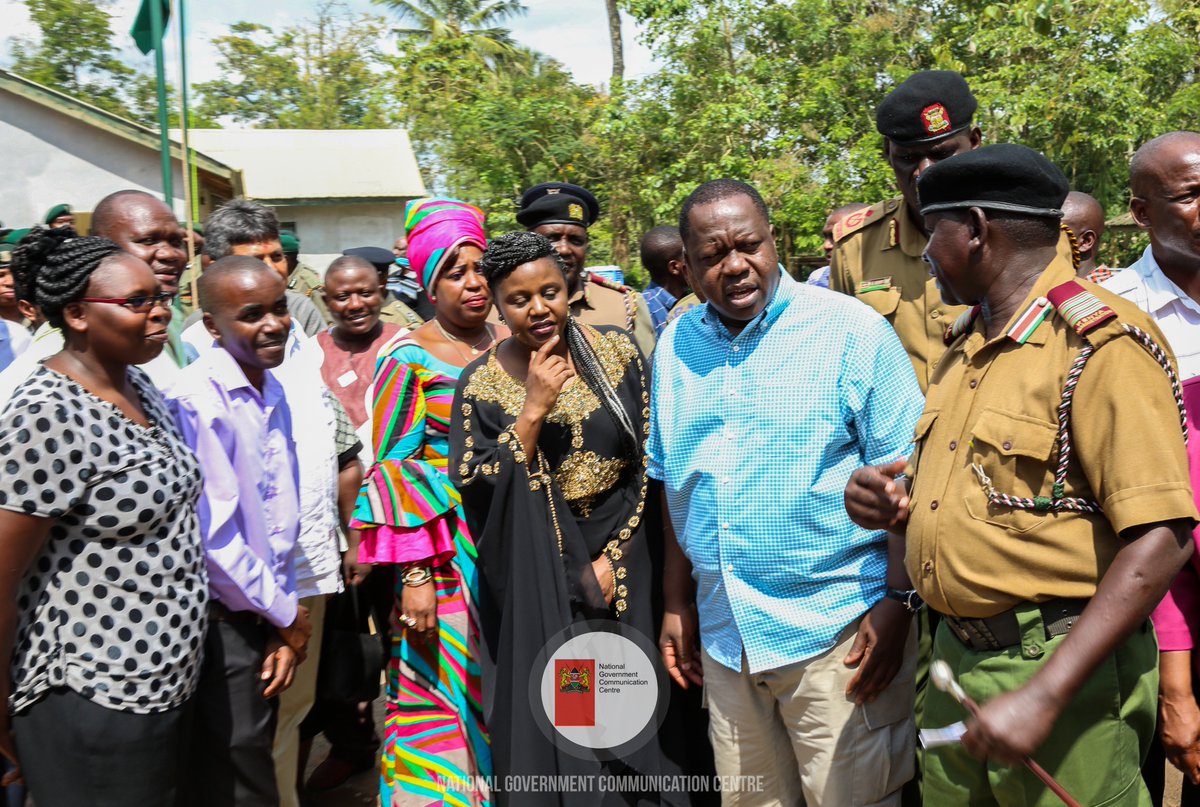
[922,604,1157,807]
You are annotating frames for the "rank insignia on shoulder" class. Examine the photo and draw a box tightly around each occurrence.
[832,201,885,241]
[857,277,892,293]
[1046,281,1116,336]
[888,218,900,248]
[1006,296,1051,344]
[944,305,981,345]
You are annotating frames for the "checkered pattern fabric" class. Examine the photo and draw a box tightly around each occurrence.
[649,272,925,673]
[641,282,678,337]
[327,388,362,460]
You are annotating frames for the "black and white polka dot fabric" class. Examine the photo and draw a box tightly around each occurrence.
[0,366,208,715]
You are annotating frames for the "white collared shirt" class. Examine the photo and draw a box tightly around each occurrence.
[178,319,343,597]
[1103,246,1200,381]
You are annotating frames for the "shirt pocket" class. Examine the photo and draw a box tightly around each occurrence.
[856,286,902,318]
[965,407,1058,535]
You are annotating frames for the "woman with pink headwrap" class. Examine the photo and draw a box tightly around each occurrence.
[351,198,506,806]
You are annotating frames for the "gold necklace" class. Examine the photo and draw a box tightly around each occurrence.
[434,319,494,359]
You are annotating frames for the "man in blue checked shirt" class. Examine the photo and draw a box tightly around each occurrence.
[651,179,926,805]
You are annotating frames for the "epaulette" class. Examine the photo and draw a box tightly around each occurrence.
[1005,296,1052,344]
[1046,281,1117,338]
[587,271,631,293]
[943,305,981,345]
[832,198,899,242]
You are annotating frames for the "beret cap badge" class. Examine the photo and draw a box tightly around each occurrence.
[921,103,952,135]
[568,203,584,221]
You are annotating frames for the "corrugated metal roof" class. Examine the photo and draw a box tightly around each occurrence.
[174,129,426,202]
[0,68,241,182]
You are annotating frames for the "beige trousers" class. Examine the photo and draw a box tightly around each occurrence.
[702,617,916,807]
[273,593,328,807]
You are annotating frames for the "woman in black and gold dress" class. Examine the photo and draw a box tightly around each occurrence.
[450,232,686,807]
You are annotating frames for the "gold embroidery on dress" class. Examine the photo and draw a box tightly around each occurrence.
[555,451,630,516]
[461,329,647,618]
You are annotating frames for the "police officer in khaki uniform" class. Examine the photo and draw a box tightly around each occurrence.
[830,70,981,392]
[281,230,333,325]
[846,144,1197,805]
[516,182,657,359]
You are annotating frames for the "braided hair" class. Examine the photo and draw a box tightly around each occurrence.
[478,230,567,289]
[480,231,641,461]
[11,226,123,330]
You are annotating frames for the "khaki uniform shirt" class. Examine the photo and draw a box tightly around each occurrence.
[570,271,657,360]
[666,293,703,324]
[831,198,968,391]
[176,256,203,319]
[378,298,424,330]
[288,263,332,325]
[905,255,1197,618]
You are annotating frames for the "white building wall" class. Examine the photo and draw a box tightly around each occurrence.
[0,90,193,225]
[275,202,411,274]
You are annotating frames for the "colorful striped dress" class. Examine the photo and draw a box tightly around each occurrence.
[352,339,490,807]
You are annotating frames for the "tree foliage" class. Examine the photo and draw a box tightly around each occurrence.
[8,0,136,117]
[605,0,1200,268]
[373,0,526,69]
[194,2,394,128]
[13,0,1199,274]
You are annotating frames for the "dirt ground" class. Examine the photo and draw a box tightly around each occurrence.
[302,713,1189,807]
[302,696,385,807]
[1167,764,1184,807]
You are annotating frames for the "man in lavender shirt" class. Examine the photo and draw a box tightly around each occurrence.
[169,255,312,807]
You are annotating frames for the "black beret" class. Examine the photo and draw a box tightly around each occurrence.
[342,246,395,272]
[516,182,600,229]
[876,70,978,147]
[917,144,1069,219]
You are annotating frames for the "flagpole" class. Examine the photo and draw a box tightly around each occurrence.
[172,0,199,307]
[149,0,173,205]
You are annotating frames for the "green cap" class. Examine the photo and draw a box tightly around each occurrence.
[279,230,300,254]
[44,203,72,224]
[2,228,30,245]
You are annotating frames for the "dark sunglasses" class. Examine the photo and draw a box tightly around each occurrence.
[81,293,176,313]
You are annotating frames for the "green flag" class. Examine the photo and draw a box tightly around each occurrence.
[131,0,171,54]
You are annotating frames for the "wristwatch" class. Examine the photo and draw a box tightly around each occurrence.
[885,587,924,614]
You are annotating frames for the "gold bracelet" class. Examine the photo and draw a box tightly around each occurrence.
[401,566,433,587]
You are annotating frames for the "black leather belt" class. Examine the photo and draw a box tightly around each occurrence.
[943,599,1087,651]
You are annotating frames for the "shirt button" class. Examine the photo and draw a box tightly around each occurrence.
[931,360,939,369]
[731,345,740,353]
[722,477,731,485]
[931,310,941,319]
[923,560,933,576]
[1002,441,1013,451]
[726,564,734,572]
[722,523,730,530]
[930,500,939,510]
[969,379,978,389]
[949,441,957,451]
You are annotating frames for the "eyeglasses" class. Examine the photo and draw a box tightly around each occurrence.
[81,293,176,313]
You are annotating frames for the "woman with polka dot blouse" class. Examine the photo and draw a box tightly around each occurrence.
[0,227,207,805]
